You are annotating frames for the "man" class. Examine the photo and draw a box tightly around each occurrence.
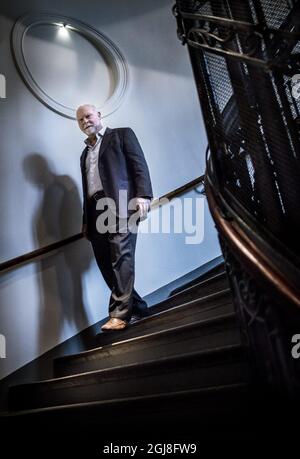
[76,104,153,331]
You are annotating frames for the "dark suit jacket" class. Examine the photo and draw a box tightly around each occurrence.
[80,127,153,232]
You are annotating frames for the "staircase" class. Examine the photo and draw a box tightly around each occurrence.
[1,265,255,444]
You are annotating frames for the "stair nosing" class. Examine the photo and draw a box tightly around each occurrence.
[55,311,237,366]
[11,343,245,389]
[97,287,232,336]
[168,270,227,299]
[4,382,249,417]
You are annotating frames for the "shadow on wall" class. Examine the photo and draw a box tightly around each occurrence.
[23,153,92,378]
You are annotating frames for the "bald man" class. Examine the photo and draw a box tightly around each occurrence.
[76,105,153,331]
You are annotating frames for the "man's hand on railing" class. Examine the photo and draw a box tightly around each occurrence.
[136,197,151,221]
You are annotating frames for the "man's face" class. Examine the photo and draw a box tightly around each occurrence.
[76,105,102,137]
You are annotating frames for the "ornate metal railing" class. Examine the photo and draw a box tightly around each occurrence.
[174,0,300,398]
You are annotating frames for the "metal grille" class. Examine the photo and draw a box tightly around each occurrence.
[203,54,233,112]
[260,0,291,28]
[176,0,300,257]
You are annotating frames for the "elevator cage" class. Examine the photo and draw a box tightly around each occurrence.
[174,0,300,397]
[175,0,300,257]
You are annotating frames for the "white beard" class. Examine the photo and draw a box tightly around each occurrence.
[85,126,97,136]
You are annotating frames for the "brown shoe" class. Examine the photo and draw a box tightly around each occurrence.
[101,317,128,331]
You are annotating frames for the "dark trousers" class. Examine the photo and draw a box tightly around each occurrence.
[87,191,148,321]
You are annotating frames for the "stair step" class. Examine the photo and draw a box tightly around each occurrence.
[149,271,229,315]
[9,344,248,412]
[170,264,225,296]
[54,312,240,377]
[97,288,233,346]
[3,383,251,431]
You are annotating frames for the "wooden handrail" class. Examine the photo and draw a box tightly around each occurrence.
[205,179,300,309]
[0,174,205,273]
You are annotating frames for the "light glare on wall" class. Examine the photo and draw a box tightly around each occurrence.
[57,23,70,39]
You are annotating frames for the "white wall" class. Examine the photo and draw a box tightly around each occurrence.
[0,0,221,379]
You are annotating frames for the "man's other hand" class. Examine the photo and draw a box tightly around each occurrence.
[82,223,89,239]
